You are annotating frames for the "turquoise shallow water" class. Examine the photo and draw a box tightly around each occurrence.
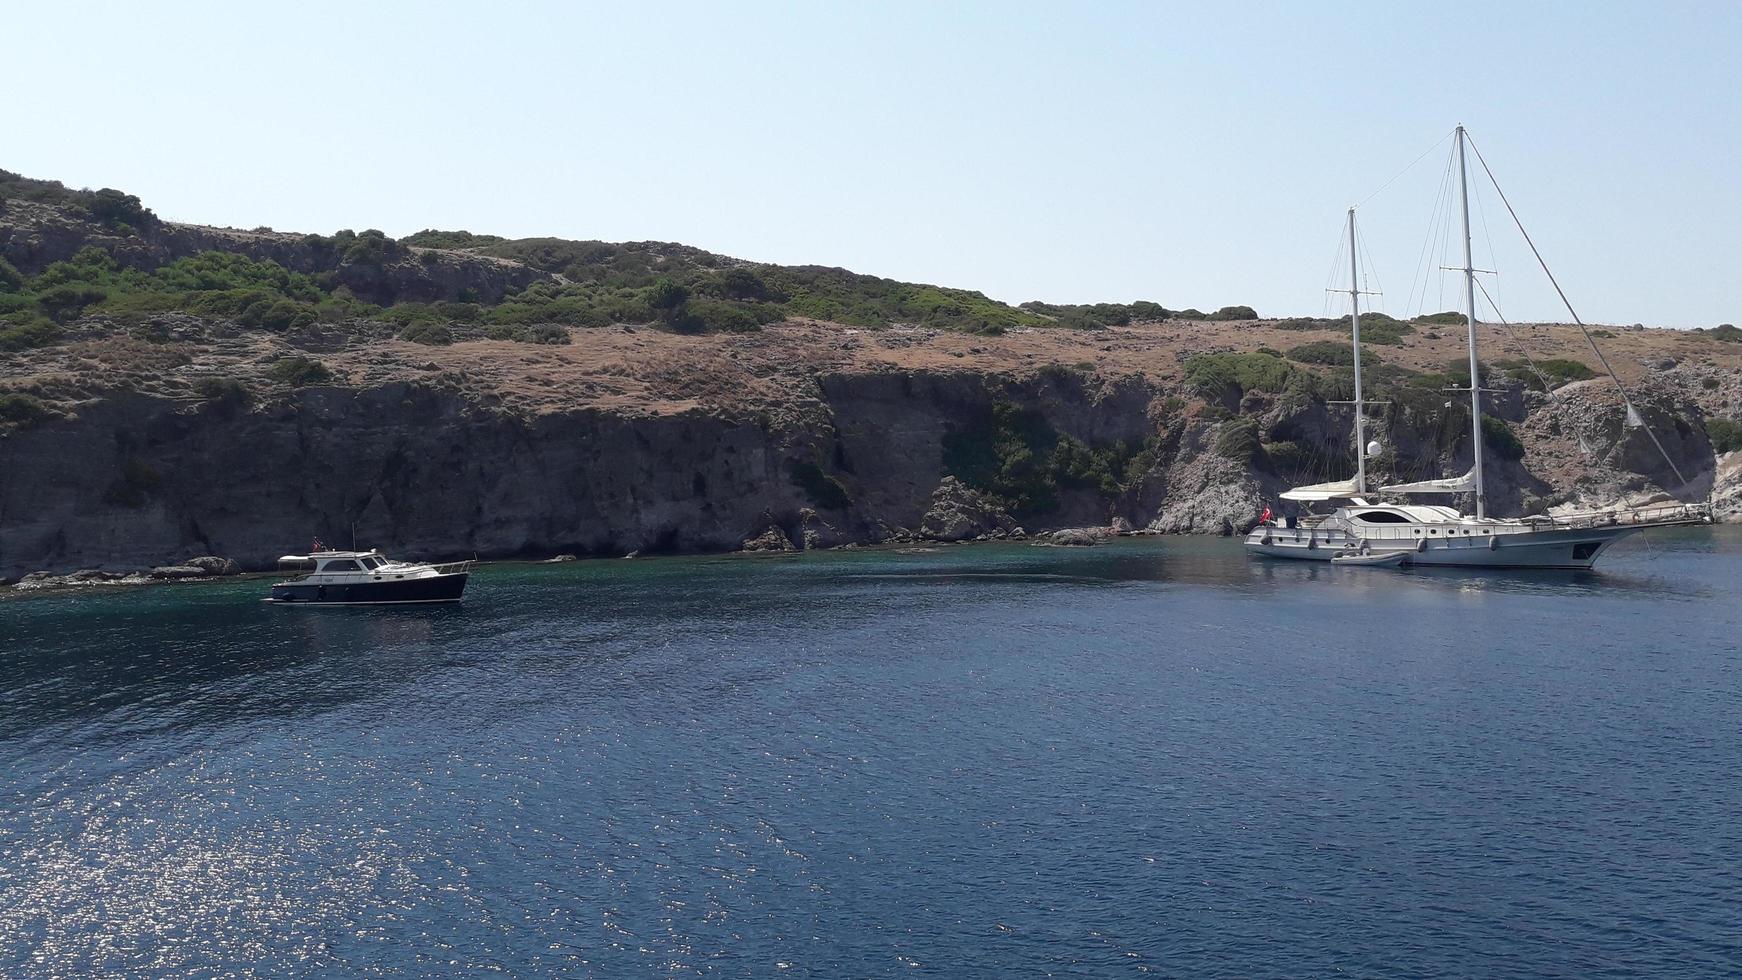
[2,530,1740,977]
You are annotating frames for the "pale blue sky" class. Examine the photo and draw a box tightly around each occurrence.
[8,1,1738,326]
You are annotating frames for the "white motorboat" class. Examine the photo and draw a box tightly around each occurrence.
[1245,126,1711,570]
[267,550,471,605]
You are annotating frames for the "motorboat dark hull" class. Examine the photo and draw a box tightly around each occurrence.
[267,571,468,605]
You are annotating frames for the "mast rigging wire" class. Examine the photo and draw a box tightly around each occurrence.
[1462,132,1692,491]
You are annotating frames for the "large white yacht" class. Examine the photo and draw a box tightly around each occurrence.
[1245,126,1711,570]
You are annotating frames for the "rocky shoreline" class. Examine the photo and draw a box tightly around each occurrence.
[4,526,1162,595]
[10,556,242,591]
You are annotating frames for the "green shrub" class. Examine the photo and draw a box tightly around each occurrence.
[194,377,251,405]
[87,188,157,230]
[154,252,321,300]
[1183,352,1294,400]
[0,257,21,293]
[942,402,1060,516]
[1707,418,1742,454]
[398,229,506,250]
[789,460,851,509]
[687,298,778,333]
[244,299,317,332]
[1493,357,1596,390]
[0,313,62,351]
[1272,317,1340,332]
[180,289,318,331]
[1215,417,1261,461]
[1021,300,1169,326]
[337,229,402,266]
[941,401,1150,516]
[666,310,707,334]
[433,301,482,322]
[266,356,332,387]
[1481,414,1524,461]
[1206,305,1258,320]
[1414,310,1467,325]
[1358,315,1415,345]
[1050,436,1139,496]
[399,321,454,345]
[484,323,570,344]
[708,267,771,301]
[36,284,108,321]
[1701,376,1721,391]
[1286,341,1355,366]
[0,392,51,426]
[647,279,690,313]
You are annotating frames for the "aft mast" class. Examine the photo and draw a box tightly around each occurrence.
[1455,125,1486,519]
[1346,207,1368,495]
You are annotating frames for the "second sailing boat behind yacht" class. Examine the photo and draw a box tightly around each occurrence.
[1245,126,1709,570]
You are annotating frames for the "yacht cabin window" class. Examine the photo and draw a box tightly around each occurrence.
[1352,511,1412,524]
[322,559,362,572]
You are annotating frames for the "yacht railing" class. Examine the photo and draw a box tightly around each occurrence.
[430,560,473,575]
[1530,501,1712,530]
[1269,501,1711,545]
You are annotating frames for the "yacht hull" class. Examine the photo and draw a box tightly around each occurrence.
[1245,525,1643,570]
[267,571,469,605]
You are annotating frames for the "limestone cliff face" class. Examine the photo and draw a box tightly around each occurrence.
[1,361,1731,579]
[0,369,1156,577]
[2,386,795,576]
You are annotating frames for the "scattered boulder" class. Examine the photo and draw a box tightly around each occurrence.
[799,508,846,550]
[15,571,62,589]
[1037,526,1117,547]
[1713,451,1742,523]
[545,554,578,563]
[742,526,796,552]
[919,477,1017,542]
[149,565,207,579]
[184,556,241,576]
[1042,528,1102,547]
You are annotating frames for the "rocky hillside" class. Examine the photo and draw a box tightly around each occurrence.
[2,170,1738,580]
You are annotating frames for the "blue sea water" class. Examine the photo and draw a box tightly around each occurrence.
[2,530,1739,978]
